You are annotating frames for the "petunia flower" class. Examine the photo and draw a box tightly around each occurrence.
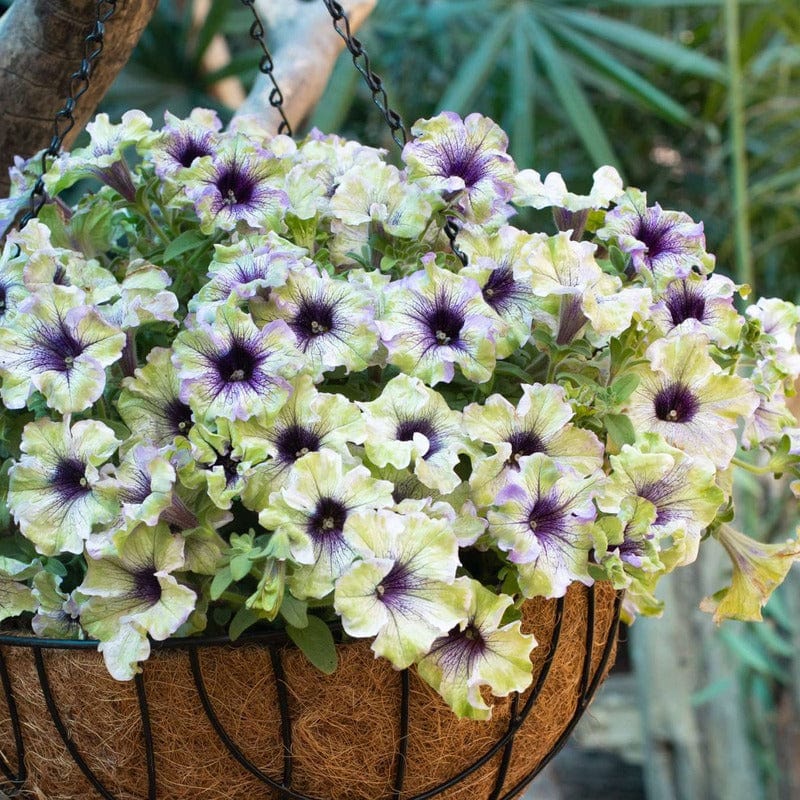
[650,274,743,348]
[626,335,759,468]
[261,266,380,378]
[487,454,600,598]
[377,255,499,385]
[701,523,800,623]
[31,571,84,639]
[403,112,516,223]
[183,144,289,233]
[172,301,299,422]
[79,522,197,680]
[259,450,394,600]
[0,556,38,622]
[150,108,222,179]
[598,434,724,568]
[597,188,714,278]
[464,383,604,508]
[189,234,306,314]
[358,373,476,494]
[100,260,178,330]
[334,509,471,668]
[8,418,120,556]
[0,236,27,325]
[0,285,125,413]
[513,165,623,212]
[457,225,536,356]
[233,374,366,506]
[116,347,194,449]
[746,298,800,384]
[417,580,536,720]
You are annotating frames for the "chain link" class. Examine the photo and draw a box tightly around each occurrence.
[320,0,407,149]
[444,218,468,266]
[18,0,117,230]
[238,0,293,136]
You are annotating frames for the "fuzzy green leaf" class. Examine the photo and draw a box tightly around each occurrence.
[287,615,338,675]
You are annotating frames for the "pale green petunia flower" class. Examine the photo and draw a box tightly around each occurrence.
[79,522,197,680]
[626,335,758,468]
[8,418,120,556]
[417,579,536,720]
[335,509,471,669]
[31,571,84,639]
[464,383,603,508]
[259,449,394,600]
[0,556,39,622]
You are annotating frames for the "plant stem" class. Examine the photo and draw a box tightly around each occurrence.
[219,590,247,608]
[731,456,771,475]
[724,0,755,296]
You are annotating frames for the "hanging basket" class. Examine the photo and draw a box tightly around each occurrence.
[0,582,620,800]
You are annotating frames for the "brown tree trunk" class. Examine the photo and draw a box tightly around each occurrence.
[0,0,158,193]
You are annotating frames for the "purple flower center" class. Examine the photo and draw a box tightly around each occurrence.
[214,340,258,384]
[52,266,69,286]
[665,282,706,326]
[395,417,443,456]
[51,457,90,503]
[165,399,193,437]
[276,423,321,463]
[637,478,679,527]
[34,325,86,372]
[120,468,152,506]
[308,497,348,539]
[290,293,337,346]
[375,561,412,608]
[506,430,545,466]
[527,493,569,543]
[214,451,240,485]
[634,210,681,263]
[414,290,466,349]
[215,162,257,207]
[482,265,518,314]
[132,568,161,605]
[169,132,213,169]
[435,138,488,188]
[653,382,699,423]
[0,285,6,316]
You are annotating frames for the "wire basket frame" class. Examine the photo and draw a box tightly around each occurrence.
[0,583,621,800]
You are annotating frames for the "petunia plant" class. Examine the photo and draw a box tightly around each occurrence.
[0,109,798,721]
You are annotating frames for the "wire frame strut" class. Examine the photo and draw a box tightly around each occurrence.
[0,584,621,800]
[18,0,117,230]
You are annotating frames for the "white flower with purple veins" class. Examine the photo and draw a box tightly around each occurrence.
[464,383,604,508]
[0,285,125,414]
[651,274,743,348]
[183,145,289,233]
[43,110,152,201]
[150,108,222,179]
[377,256,499,385]
[599,434,724,568]
[263,267,380,378]
[403,112,517,223]
[627,335,759,468]
[487,454,600,598]
[7,418,120,556]
[513,165,624,212]
[259,450,395,600]
[747,298,800,382]
[101,261,179,330]
[116,347,194,449]
[172,302,299,423]
[457,225,536,356]
[190,234,307,314]
[417,580,536,720]
[233,374,367,507]
[358,374,476,494]
[597,188,714,278]
[335,510,471,669]
[79,522,197,680]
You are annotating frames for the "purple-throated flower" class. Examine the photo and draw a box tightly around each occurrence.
[151,108,222,179]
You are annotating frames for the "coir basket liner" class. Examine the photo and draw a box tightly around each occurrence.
[0,582,620,800]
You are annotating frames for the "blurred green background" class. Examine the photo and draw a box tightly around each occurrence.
[15,0,800,797]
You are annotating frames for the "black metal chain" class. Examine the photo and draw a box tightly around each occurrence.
[239,0,293,136]
[320,0,407,150]
[18,1,117,230]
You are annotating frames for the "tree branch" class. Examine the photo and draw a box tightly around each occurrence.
[0,0,158,193]
[233,0,377,132]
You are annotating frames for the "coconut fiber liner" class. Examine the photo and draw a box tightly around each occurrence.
[0,581,620,800]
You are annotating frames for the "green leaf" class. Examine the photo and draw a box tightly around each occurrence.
[229,554,252,582]
[610,374,640,404]
[508,9,535,169]
[287,616,338,675]
[280,593,309,629]
[718,627,790,681]
[193,2,229,66]
[690,676,733,707]
[605,413,637,447]
[439,10,515,113]
[210,566,233,601]
[552,8,727,82]
[163,230,208,262]
[525,17,619,168]
[43,558,68,578]
[229,606,262,642]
